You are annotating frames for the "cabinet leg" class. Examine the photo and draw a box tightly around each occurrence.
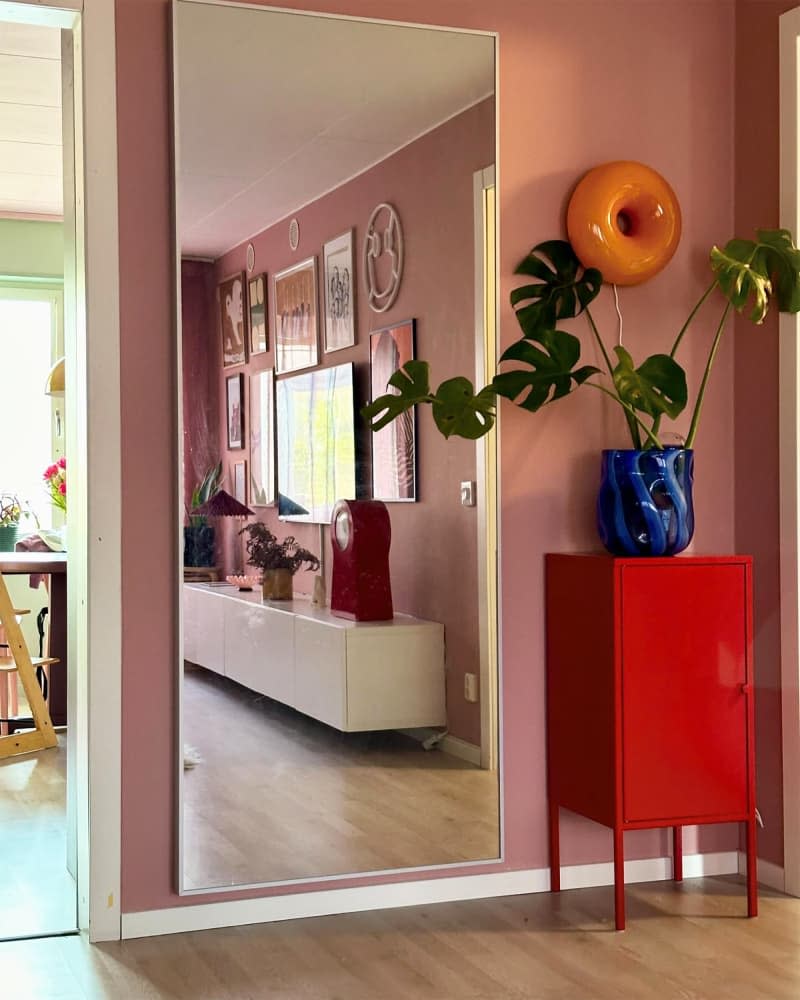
[673,826,683,882]
[549,799,560,893]
[746,818,758,918]
[613,827,625,931]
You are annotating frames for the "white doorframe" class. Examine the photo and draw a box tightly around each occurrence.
[779,6,800,899]
[473,165,499,772]
[1,0,123,941]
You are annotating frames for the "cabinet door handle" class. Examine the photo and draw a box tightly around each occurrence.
[739,683,753,696]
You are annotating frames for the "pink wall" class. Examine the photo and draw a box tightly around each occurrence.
[118,0,741,913]
[181,260,219,514]
[193,99,494,746]
[734,0,794,868]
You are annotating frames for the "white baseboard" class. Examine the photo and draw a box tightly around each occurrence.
[439,734,482,766]
[121,849,738,940]
[737,851,786,892]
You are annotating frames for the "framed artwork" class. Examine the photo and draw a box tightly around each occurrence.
[323,230,355,352]
[273,257,319,374]
[249,369,275,506]
[226,373,244,450]
[219,272,247,368]
[369,319,417,502]
[248,273,268,355]
[233,460,247,505]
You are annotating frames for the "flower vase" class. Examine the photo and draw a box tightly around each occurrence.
[597,448,694,557]
[0,525,19,552]
[262,568,293,601]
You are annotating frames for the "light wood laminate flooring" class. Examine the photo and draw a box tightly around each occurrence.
[1,877,797,998]
[0,734,77,939]
[182,666,500,890]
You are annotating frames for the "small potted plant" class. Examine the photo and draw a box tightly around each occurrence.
[0,493,38,552]
[239,522,320,600]
[184,462,222,568]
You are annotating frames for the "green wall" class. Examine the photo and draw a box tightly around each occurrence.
[0,220,64,281]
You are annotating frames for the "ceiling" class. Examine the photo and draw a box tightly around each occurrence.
[0,21,62,219]
[175,3,494,259]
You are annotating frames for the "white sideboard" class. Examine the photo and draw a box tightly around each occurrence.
[183,583,446,732]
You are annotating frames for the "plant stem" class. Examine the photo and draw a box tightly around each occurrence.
[684,301,733,449]
[586,308,642,449]
[586,382,665,450]
[669,279,718,359]
[648,279,719,442]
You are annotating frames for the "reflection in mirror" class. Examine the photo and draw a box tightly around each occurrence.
[175,0,499,892]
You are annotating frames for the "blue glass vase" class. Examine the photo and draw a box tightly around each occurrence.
[597,448,694,557]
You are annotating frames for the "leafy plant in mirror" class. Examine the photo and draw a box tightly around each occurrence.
[362,230,800,448]
[187,461,222,527]
[239,522,320,575]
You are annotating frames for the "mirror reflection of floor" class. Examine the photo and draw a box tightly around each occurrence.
[0,735,77,940]
[182,665,500,891]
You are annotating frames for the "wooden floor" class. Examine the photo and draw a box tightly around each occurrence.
[183,666,500,890]
[0,733,77,939]
[1,876,798,998]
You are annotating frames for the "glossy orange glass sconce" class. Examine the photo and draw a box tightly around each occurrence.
[566,161,682,285]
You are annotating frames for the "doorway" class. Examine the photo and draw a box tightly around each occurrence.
[0,19,75,941]
[0,0,122,942]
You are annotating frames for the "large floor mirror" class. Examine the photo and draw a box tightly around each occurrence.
[173,0,500,893]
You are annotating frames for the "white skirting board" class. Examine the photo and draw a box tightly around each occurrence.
[738,851,786,892]
[440,734,482,766]
[120,850,739,940]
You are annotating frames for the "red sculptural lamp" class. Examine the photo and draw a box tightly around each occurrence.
[330,499,393,621]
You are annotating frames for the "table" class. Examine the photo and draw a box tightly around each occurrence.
[0,553,67,727]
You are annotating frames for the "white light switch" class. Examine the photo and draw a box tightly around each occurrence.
[460,481,476,507]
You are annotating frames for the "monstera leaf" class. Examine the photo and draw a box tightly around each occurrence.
[611,347,687,421]
[430,378,497,439]
[510,240,602,340]
[361,363,497,440]
[361,360,432,431]
[490,330,600,412]
[710,228,800,323]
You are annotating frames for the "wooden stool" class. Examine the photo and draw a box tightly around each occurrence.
[0,611,30,737]
[0,572,57,759]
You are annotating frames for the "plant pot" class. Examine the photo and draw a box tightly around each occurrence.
[183,524,215,567]
[0,525,19,552]
[262,568,293,601]
[597,448,694,557]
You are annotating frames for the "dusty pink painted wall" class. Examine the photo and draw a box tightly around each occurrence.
[197,99,494,746]
[181,260,219,514]
[734,0,793,868]
[118,0,740,913]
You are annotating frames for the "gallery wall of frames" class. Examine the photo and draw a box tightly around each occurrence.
[181,96,494,747]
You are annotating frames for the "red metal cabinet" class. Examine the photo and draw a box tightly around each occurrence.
[545,554,757,930]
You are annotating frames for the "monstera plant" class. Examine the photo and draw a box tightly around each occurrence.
[362,230,800,449]
[362,228,800,557]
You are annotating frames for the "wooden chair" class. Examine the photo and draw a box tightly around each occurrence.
[0,571,57,759]
[0,611,28,736]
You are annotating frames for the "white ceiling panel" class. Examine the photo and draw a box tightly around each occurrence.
[0,21,61,59]
[0,21,62,219]
[0,53,60,107]
[175,3,494,258]
[0,139,61,175]
[0,104,61,145]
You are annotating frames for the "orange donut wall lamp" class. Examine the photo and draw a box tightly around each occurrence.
[566,161,682,286]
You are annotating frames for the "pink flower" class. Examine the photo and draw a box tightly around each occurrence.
[44,464,58,480]
[57,457,66,469]
[58,482,66,495]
